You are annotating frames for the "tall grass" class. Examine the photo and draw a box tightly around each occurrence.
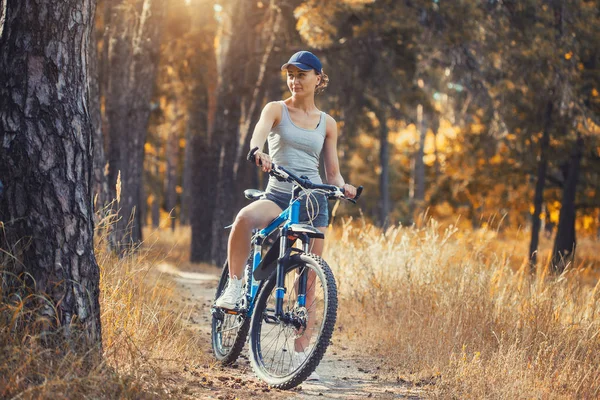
[0,211,205,398]
[325,218,600,399]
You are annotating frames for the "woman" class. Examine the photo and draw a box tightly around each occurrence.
[216,52,357,373]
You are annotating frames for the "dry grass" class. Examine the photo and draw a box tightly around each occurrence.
[4,206,599,399]
[0,213,206,399]
[325,218,600,399]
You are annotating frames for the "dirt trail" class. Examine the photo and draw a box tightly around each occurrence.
[157,262,425,399]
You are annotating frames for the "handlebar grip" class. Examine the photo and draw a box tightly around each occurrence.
[339,185,364,203]
[354,186,364,201]
[247,147,260,164]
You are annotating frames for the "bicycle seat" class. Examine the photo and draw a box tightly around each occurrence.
[244,189,265,200]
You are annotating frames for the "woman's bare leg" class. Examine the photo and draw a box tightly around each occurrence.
[227,200,282,279]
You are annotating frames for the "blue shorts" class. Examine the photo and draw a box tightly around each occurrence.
[264,190,329,227]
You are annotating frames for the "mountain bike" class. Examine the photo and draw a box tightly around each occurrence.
[210,147,363,389]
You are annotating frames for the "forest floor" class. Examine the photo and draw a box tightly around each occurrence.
[151,258,426,400]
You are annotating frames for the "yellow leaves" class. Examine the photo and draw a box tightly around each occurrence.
[471,123,485,135]
[294,1,340,48]
[592,88,599,97]
[489,154,503,165]
[144,142,156,155]
[179,138,186,148]
[564,51,573,60]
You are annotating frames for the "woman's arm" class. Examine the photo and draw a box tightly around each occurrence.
[249,102,281,171]
[323,114,357,198]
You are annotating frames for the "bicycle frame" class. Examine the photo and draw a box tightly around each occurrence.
[244,186,311,320]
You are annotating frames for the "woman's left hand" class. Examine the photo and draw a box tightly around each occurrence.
[342,184,357,199]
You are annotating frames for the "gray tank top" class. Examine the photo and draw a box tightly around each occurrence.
[265,101,326,194]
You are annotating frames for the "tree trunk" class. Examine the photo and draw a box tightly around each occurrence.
[552,134,583,273]
[0,0,102,346]
[189,0,219,263]
[234,1,282,178]
[209,0,260,264]
[164,104,180,232]
[180,124,192,226]
[89,10,108,213]
[152,155,161,228]
[412,104,427,222]
[375,107,390,227]
[105,0,165,251]
[529,101,553,269]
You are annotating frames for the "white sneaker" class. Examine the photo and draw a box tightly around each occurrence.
[291,351,320,381]
[215,276,243,309]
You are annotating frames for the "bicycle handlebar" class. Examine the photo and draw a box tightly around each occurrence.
[247,147,363,203]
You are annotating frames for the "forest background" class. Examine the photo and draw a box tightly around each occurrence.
[1,0,600,398]
[94,0,599,271]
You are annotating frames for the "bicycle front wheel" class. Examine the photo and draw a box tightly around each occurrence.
[249,253,338,389]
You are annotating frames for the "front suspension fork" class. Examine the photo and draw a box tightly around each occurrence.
[274,232,310,317]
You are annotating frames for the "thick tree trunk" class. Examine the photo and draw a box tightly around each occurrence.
[190,126,217,262]
[0,0,102,346]
[188,0,219,263]
[375,107,390,227]
[105,0,165,251]
[529,101,552,269]
[552,134,583,273]
[209,0,259,264]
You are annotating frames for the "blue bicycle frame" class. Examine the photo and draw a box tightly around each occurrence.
[244,189,310,320]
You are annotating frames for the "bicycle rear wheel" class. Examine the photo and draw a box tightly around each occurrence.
[211,262,250,365]
[248,253,337,389]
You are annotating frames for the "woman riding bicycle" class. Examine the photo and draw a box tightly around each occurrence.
[215,52,357,377]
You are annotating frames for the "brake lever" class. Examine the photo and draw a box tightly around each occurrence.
[248,146,286,180]
[247,146,260,164]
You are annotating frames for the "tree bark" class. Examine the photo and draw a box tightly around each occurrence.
[0,0,102,346]
[552,134,584,273]
[105,0,165,251]
[529,101,553,269]
[0,0,6,38]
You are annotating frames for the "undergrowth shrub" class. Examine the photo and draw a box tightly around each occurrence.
[325,218,600,399]
[0,210,203,399]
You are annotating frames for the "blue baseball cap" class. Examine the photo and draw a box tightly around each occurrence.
[281,51,322,73]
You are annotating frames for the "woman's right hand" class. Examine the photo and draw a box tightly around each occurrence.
[255,151,272,172]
